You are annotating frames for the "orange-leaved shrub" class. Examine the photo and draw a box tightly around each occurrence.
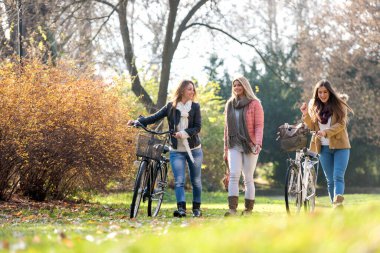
[0,59,135,201]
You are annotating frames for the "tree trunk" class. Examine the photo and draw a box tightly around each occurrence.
[157,0,208,109]
[98,0,208,112]
[157,0,179,109]
[118,0,156,113]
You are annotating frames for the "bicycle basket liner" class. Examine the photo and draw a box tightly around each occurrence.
[136,133,166,160]
[277,123,308,152]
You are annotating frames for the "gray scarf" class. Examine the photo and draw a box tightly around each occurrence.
[226,96,253,153]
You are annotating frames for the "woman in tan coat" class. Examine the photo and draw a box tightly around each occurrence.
[300,80,353,208]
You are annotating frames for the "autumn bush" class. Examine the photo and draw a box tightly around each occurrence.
[0,59,135,201]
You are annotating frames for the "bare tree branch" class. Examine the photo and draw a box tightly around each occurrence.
[172,0,208,53]
[156,0,209,109]
[186,22,291,86]
[93,0,119,13]
[118,0,156,112]
[58,1,87,27]
[53,0,86,24]
[90,4,118,42]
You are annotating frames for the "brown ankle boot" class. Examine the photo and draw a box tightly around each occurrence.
[224,196,238,217]
[242,199,255,215]
[333,195,344,209]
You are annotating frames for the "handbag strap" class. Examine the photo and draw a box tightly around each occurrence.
[224,159,229,174]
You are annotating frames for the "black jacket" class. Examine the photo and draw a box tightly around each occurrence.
[138,102,201,149]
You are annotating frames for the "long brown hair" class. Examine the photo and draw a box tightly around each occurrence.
[310,80,353,123]
[171,80,196,108]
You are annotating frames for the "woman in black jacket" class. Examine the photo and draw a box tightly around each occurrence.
[128,80,203,217]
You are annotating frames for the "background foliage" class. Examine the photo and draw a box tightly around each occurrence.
[196,81,226,191]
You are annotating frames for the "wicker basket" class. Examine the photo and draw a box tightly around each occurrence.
[279,134,308,152]
[277,123,309,152]
[136,133,166,161]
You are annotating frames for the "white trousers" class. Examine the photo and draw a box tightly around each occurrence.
[228,148,259,200]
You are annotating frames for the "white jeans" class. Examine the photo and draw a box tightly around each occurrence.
[228,148,259,200]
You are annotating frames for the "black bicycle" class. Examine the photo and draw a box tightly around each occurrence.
[130,122,172,218]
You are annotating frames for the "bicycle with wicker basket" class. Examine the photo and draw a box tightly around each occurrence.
[276,123,320,215]
[130,121,172,218]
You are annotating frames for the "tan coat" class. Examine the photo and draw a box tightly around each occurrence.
[303,109,351,154]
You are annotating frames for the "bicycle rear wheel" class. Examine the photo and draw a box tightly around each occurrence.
[304,168,316,212]
[148,161,168,217]
[130,160,149,218]
[285,165,302,215]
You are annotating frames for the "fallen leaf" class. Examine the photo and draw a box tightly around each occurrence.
[32,235,41,243]
[1,240,9,250]
[21,215,36,221]
[62,238,73,248]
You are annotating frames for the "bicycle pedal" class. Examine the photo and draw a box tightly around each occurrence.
[158,182,167,187]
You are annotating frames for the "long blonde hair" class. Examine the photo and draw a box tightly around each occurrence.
[229,76,260,101]
[171,80,196,108]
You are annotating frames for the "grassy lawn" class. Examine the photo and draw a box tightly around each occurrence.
[1,191,380,253]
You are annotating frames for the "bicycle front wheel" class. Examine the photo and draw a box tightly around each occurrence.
[130,160,149,218]
[304,168,316,212]
[148,161,168,217]
[285,165,302,215]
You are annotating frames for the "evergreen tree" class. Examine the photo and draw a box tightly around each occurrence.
[203,54,232,101]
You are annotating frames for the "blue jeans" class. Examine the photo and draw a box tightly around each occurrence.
[319,146,350,202]
[170,148,203,203]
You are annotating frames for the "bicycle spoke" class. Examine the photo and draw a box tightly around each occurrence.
[130,161,149,218]
[148,163,168,217]
[285,165,302,215]
[304,167,316,212]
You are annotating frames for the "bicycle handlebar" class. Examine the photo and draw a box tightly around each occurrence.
[132,121,173,135]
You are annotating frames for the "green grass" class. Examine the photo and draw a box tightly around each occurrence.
[1,192,380,252]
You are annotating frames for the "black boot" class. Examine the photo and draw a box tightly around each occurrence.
[192,202,202,217]
[173,202,186,217]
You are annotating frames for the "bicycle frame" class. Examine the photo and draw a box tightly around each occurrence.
[141,158,167,200]
[139,158,156,202]
[303,156,319,202]
[285,147,319,214]
[130,121,171,218]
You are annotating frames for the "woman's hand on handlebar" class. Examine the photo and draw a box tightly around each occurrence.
[127,120,142,127]
[127,120,136,126]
